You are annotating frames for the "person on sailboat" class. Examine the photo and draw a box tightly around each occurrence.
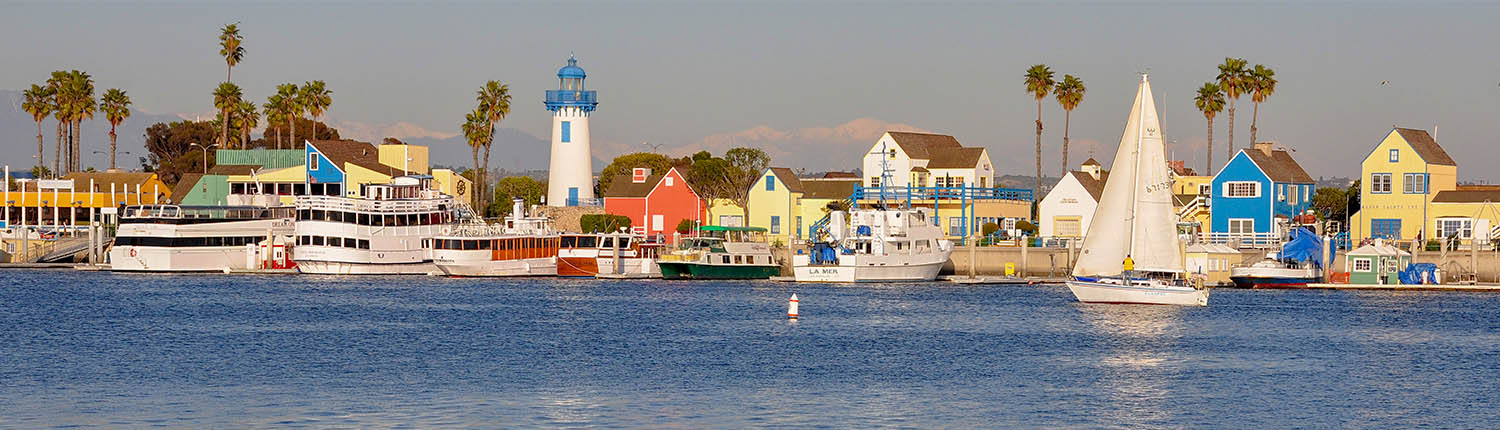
[1123,254,1134,277]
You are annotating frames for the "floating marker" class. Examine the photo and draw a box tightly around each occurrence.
[788,294,799,319]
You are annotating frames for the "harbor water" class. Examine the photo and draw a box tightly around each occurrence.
[3,270,1499,428]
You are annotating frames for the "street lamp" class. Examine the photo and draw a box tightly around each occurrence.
[189,142,218,174]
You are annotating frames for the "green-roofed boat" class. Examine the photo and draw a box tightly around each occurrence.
[656,226,781,280]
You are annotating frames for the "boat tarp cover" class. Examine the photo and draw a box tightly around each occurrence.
[1278,228,1328,268]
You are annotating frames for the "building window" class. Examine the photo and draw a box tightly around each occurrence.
[949,217,963,236]
[889,149,897,159]
[719,215,743,227]
[1287,184,1298,204]
[310,154,319,171]
[1404,173,1427,194]
[1437,218,1472,239]
[870,177,880,187]
[1354,258,1372,272]
[765,176,775,191]
[1372,218,1401,239]
[796,216,803,237]
[1228,218,1255,234]
[561,121,571,143]
[651,214,664,231]
[1371,173,1392,194]
[1390,149,1399,162]
[1198,184,1211,195]
[664,176,674,187]
[770,215,781,234]
[1224,181,1260,198]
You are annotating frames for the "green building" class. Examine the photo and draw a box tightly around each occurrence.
[1345,242,1412,285]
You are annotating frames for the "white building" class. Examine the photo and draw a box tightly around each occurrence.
[1038,159,1108,238]
[545,55,599,206]
[861,131,994,189]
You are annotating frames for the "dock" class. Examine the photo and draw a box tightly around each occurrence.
[768,275,1066,284]
[1303,283,1500,292]
[594,273,662,280]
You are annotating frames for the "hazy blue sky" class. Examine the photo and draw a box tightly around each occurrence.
[3,1,1499,179]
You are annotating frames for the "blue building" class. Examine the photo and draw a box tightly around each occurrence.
[1210,142,1316,238]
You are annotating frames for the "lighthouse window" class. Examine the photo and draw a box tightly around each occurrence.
[561,121,571,143]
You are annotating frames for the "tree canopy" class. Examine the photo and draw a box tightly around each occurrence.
[488,176,546,217]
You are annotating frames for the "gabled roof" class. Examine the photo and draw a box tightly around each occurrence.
[603,173,663,198]
[927,147,986,169]
[168,173,204,204]
[1241,148,1314,183]
[308,140,402,176]
[801,178,861,200]
[885,131,962,159]
[820,171,858,179]
[1081,158,1102,167]
[1071,171,1109,201]
[207,164,261,175]
[767,167,804,193]
[1394,128,1456,166]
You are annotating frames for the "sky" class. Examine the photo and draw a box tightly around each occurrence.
[3,1,1499,180]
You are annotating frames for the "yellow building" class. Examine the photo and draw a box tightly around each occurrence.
[1351,128,1458,241]
[3,171,168,229]
[1173,173,1214,234]
[430,168,473,205]
[706,198,745,227]
[220,140,469,205]
[747,168,804,244]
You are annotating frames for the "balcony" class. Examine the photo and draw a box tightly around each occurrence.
[853,186,1033,203]
[545,90,598,112]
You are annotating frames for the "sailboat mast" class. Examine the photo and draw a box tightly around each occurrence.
[1128,75,1148,262]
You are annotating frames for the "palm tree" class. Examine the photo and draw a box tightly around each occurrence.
[213,82,243,148]
[71,71,96,173]
[235,100,259,149]
[1249,64,1277,145]
[1024,64,1055,216]
[219,23,244,83]
[1216,57,1249,158]
[101,88,132,170]
[274,83,299,147]
[47,72,67,175]
[300,80,332,140]
[1053,74,1085,175]
[1194,83,1226,175]
[263,94,287,149]
[21,84,54,174]
[461,108,491,209]
[476,80,512,211]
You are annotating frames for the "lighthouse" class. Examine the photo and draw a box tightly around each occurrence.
[545,54,599,206]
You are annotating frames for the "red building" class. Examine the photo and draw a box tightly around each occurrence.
[602,167,703,241]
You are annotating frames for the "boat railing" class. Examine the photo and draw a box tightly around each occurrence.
[1198,232,1280,249]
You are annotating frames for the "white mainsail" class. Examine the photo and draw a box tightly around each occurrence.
[1071,75,1184,277]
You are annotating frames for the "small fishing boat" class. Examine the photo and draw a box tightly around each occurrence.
[657,226,780,280]
[1066,74,1209,306]
[1231,227,1326,288]
[792,206,953,283]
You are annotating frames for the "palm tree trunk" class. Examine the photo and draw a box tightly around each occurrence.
[242,124,250,150]
[471,147,481,209]
[53,120,62,176]
[221,108,231,149]
[1062,109,1072,176]
[1250,101,1260,145]
[109,125,118,170]
[73,120,81,172]
[35,121,44,174]
[1206,118,1215,176]
[1034,99,1043,220]
[276,125,283,150]
[482,143,493,210]
[1227,100,1236,160]
[312,115,319,140]
[290,116,297,148]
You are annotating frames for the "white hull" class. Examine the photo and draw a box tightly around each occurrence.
[595,257,662,278]
[435,257,557,277]
[793,260,946,283]
[1066,278,1209,306]
[108,246,248,272]
[298,260,437,275]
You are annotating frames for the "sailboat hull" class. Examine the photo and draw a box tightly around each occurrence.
[1066,278,1209,306]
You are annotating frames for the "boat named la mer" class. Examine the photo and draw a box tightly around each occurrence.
[110,205,296,272]
[293,176,460,275]
[431,200,559,277]
[793,206,953,283]
[1066,74,1209,306]
[657,226,780,280]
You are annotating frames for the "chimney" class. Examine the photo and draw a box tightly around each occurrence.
[1254,142,1273,156]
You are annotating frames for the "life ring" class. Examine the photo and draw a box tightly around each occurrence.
[129,248,137,257]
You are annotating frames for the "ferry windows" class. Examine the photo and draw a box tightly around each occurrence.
[723,255,731,264]
[313,236,325,246]
[600,237,614,249]
[343,238,357,249]
[327,184,342,196]
[278,184,292,195]
[311,209,325,221]
[359,239,370,249]
[294,184,306,195]
[577,236,597,248]
[330,237,342,247]
[561,236,576,248]
[358,213,370,226]
[480,240,492,250]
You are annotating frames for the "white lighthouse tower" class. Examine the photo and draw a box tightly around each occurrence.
[545,54,599,206]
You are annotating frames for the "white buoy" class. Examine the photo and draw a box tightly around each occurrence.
[787,294,799,319]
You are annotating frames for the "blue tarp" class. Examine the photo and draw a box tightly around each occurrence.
[1400,263,1439,285]
[1278,227,1330,269]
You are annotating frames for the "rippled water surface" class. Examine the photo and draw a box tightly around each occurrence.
[3,270,1500,428]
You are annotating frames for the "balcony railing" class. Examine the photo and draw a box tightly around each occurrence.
[545,90,598,105]
[853,186,1033,202]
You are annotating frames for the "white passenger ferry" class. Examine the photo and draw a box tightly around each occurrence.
[432,200,560,277]
[793,206,953,283]
[293,176,460,275]
[109,205,296,272]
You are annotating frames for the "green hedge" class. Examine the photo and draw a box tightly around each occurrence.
[580,214,632,233]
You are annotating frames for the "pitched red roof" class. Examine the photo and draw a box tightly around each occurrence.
[603,173,663,198]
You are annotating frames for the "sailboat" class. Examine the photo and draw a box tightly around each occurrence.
[1065,74,1210,306]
